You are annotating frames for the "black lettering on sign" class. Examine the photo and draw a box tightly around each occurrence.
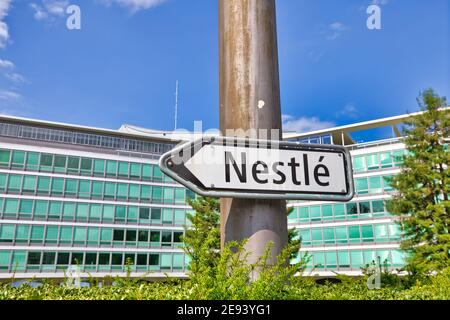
[314,156,330,186]
[272,162,286,185]
[288,157,301,185]
[252,161,269,184]
[225,152,247,183]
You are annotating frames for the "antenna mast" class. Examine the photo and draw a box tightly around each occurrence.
[174,80,179,130]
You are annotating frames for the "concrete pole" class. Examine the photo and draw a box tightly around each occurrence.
[219,0,288,268]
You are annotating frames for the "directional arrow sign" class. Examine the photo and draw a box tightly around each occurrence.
[159,137,354,202]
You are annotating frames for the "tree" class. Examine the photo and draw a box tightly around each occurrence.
[387,89,450,275]
[183,197,303,275]
[182,197,221,275]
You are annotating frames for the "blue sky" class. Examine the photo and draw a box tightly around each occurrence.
[0,0,448,139]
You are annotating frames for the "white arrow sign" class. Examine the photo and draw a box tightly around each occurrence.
[159,137,354,201]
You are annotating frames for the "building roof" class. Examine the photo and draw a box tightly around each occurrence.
[283,107,450,146]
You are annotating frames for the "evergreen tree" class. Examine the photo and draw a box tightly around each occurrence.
[182,197,221,275]
[387,89,450,274]
[183,197,302,275]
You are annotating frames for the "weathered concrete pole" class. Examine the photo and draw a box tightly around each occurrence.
[219,0,288,267]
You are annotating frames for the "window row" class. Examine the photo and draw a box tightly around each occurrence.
[0,198,194,226]
[0,149,176,183]
[288,199,390,224]
[0,223,184,248]
[355,175,395,195]
[0,173,195,204]
[0,250,188,272]
[298,249,407,270]
[352,149,407,173]
[0,122,174,156]
[297,223,402,246]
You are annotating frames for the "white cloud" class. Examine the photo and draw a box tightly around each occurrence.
[0,0,12,49]
[0,90,21,100]
[335,104,360,119]
[282,115,335,133]
[30,0,69,21]
[371,0,388,5]
[100,0,168,13]
[4,72,26,83]
[0,58,13,68]
[327,21,348,40]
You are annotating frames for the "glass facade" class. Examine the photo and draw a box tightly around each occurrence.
[290,143,409,274]
[0,117,416,278]
[0,120,193,278]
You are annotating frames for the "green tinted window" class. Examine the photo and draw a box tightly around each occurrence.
[299,207,309,220]
[40,154,53,167]
[175,189,185,204]
[23,176,37,191]
[26,152,39,170]
[118,162,129,176]
[104,183,116,198]
[366,154,379,170]
[88,228,99,242]
[0,150,10,166]
[0,224,14,240]
[67,157,80,170]
[92,181,103,197]
[335,227,347,241]
[142,164,152,180]
[117,184,128,198]
[51,178,64,194]
[19,199,33,214]
[12,151,25,166]
[372,200,385,213]
[353,156,365,172]
[74,227,87,242]
[338,251,350,267]
[103,205,114,220]
[348,226,360,240]
[106,161,117,176]
[152,186,162,202]
[34,201,48,217]
[163,209,173,224]
[369,176,382,193]
[60,227,73,242]
[94,159,105,174]
[37,176,51,193]
[31,226,44,240]
[79,180,91,197]
[76,203,89,220]
[101,229,113,242]
[54,155,66,170]
[115,206,126,220]
[46,226,59,241]
[4,199,18,214]
[380,152,392,167]
[80,158,92,172]
[0,173,6,190]
[362,225,374,239]
[310,206,321,220]
[323,228,335,243]
[65,179,77,194]
[90,204,102,220]
[351,251,364,268]
[355,178,368,194]
[130,163,141,178]
[129,184,140,199]
[0,251,10,266]
[164,188,174,202]
[322,205,332,219]
[63,202,76,219]
[153,166,163,181]
[334,204,345,217]
[16,225,30,239]
[7,175,22,191]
